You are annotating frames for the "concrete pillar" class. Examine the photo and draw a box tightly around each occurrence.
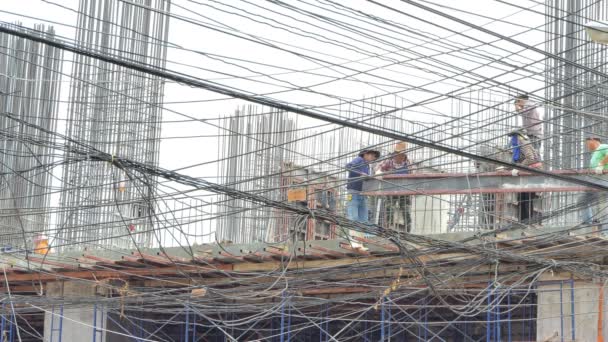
[411,195,448,234]
[536,280,606,342]
[43,281,107,342]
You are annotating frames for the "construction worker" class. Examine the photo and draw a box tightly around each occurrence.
[376,142,413,233]
[345,148,380,223]
[579,137,608,234]
[508,129,543,224]
[514,94,543,151]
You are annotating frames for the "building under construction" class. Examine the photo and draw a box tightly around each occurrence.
[0,0,608,341]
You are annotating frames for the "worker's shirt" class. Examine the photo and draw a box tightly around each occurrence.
[346,156,370,191]
[590,144,608,169]
[520,105,543,138]
[511,134,540,166]
[377,158,410,174]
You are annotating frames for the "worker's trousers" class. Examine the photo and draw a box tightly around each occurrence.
[528,135,542,152]
[346,190,368,239]
[518,192,540,224]
[579,191,608,235]
[346,191,368,223]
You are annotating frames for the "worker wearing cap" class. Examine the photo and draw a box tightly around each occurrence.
[376,142,413,232]
[345,148,380,223]
[515,94,543,151]
[580,137,608,234]
[508,129,542,224]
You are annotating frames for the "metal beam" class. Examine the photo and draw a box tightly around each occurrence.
[363,170,608,195]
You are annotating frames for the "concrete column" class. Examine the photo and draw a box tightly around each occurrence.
[411,195,448,234]
[536,280,606,342]
[43,281,107,342]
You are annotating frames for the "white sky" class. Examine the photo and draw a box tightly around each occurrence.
[0,0,549,245]
[0,0,546,174]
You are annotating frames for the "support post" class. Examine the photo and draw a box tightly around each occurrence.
[185,303,190,342]
[537,280,606,342]
[44,281,108,342]
[486,284,492,342]
[381,297,385,341]
[280,294,285,342]
[507,290,512,342]
[570,279,575,341]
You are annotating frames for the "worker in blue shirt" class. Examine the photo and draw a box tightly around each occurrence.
[346,148,380,223]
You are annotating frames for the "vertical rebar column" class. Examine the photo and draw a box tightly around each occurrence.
[57,0,171,251]
[0,24,63,249]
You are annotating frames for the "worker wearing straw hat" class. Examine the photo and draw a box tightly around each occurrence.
[376,141,413,233]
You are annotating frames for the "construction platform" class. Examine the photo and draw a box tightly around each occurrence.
[1,233,608,341]
[1,232,606,292]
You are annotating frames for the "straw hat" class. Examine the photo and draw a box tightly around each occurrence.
[394,141,407,153]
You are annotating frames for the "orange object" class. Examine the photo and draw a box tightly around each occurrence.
[599,283,604,342]
[33,236,49,255]
[287,188,307,202]
[191,288,207,297]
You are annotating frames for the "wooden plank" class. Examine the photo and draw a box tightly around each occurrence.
[133,252,175,266]
[26,256,79,270]
[233,256,390,272]
[263,247,293,258]
[0,285,42,293]
[250,252,274,261]
[0,264,232,282]
[115,258,148,268]
[141,275,279,287]
[214,255,244,263]
[82,254,118,264]
[156,252,193,264]
[308,246,348,258]
[298,287,371,295]
[296,248,329,259]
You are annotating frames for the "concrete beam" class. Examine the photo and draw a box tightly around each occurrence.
[363,170,608,195]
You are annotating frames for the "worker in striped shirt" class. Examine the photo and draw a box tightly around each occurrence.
[376,142,413,233]
[509,129,543,224]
